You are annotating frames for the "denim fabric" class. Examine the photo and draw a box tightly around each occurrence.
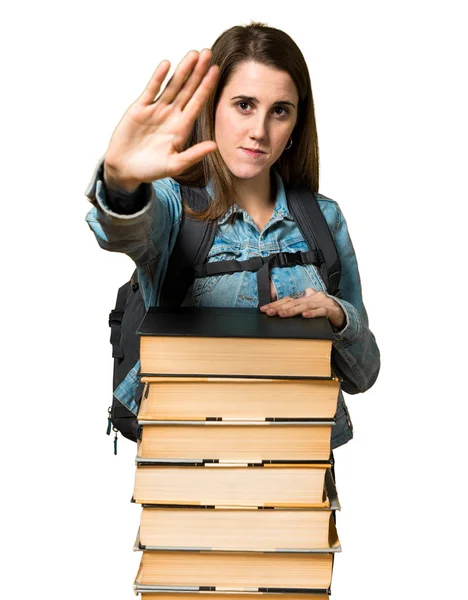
[85,156,380,448]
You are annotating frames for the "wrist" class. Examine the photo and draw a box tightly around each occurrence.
[104,160,140,194]
[329,305,346,330]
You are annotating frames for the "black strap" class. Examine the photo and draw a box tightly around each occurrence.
[194,250,323,306]
[159,186,217,308]
[288,188,342,297]
[194,250,322,278]
[109,281,129,359]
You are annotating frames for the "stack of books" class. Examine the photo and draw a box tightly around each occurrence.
[131,307,342,598]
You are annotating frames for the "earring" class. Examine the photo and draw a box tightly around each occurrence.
[285,137,293,150]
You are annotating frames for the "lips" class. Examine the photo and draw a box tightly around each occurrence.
[241,148,266,157]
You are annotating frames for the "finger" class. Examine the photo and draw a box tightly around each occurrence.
[182,63,220,123]
[275,299,313,317]
[157,50,200,105]
[139,60,172,105]
[167,140,218,176]
[265,298,309,317]
[260,295,293,310]
[302,307,328,319]
[174,48,214,111]
[273,302,322,319]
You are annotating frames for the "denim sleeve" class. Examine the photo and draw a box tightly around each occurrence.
[106,181,150,215]
[84,155,183,307]
[321,200,381,394]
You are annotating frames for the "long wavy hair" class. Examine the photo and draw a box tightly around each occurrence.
[174,21,320,221]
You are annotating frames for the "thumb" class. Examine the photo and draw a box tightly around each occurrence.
[169,141,218,175]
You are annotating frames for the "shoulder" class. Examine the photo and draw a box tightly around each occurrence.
[315,192,343,236]
[153,177,214,217]
[152,176,182,199]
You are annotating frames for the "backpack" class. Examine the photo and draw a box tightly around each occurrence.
[107,184,342,453]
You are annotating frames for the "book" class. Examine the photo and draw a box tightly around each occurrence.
[138,307,334,378]
[137,422,334,462]
[138,376,340,421]
[136,508,340,552]
[133,550,334,593]
[133,464,331,507]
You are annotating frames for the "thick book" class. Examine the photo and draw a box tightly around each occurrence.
[136,507,340,553]
[137,422,334,463]
[138,376,340,421]
[138,307,334,379]
[132,464,331,508]
[133,550,334,594]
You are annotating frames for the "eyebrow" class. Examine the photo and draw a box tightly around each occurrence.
[231,95,296,109]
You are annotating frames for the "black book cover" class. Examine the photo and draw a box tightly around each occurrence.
[138,307,334,340]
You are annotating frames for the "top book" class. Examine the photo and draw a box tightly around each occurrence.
[138,307,335,379]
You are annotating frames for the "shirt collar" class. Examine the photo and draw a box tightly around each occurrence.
[204,167,292,225]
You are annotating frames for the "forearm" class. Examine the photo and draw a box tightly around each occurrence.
[84,156,179,265]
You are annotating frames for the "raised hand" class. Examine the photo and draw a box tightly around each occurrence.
[104,49,220,192]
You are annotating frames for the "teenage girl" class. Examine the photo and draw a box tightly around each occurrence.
[85,22,380,453]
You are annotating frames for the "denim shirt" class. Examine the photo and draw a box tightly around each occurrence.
[85,156,380,449]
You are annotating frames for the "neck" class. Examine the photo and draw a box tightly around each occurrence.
[233,169,276,214]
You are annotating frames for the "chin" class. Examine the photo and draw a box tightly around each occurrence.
[226,162,270,180]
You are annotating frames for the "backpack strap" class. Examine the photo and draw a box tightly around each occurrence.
[109,280,130,358]
[159,186,218,307]
[287,188,342,298]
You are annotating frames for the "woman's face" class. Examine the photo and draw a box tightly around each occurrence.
[214,61,299,182]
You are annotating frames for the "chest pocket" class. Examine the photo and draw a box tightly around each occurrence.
[181,240,243,306]
[282,237,328,293]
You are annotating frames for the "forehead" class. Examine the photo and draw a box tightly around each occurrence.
[222,61,298,102]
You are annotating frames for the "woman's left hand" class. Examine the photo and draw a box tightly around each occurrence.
[260,287,346,329]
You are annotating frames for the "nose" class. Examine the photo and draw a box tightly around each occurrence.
[249,111,269,141]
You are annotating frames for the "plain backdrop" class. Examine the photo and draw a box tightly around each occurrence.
[2,1,467,598]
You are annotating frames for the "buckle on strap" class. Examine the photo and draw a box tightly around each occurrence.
[274,252,289,268]
[299,249,324,266]
[108,309,124,328]
[273,251,306,268]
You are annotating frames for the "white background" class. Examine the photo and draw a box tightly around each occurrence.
[2,1,467,598]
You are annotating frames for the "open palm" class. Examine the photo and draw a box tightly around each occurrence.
[104,49,220,192]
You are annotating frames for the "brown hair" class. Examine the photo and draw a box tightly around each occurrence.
[174,21,320,221]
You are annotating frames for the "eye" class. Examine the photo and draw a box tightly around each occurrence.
[274,106,289,117]
[236,101,252,112]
